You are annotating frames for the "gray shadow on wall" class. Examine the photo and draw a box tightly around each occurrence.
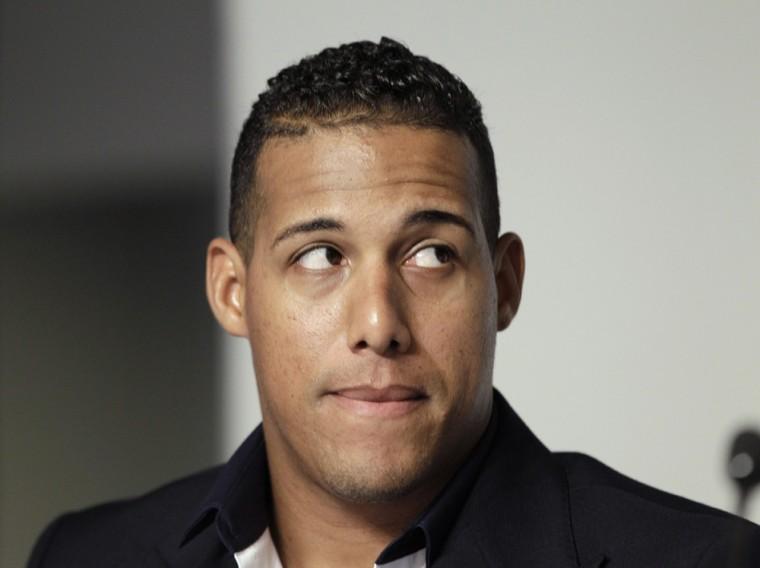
[1,189,220,566]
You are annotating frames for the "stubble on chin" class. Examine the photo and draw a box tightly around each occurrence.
[309,436,441,505]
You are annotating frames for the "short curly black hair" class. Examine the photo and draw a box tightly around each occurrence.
[230,37,499,257]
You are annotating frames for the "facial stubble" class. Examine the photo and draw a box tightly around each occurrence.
[309,423,443,504]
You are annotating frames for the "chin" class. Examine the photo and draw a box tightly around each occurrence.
[322,471,428,504]
[317,450,438,504]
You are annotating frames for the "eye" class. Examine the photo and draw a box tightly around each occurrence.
[295,246,345,270]
[407,245,455,268]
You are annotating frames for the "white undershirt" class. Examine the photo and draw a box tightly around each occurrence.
[234,527,426,568]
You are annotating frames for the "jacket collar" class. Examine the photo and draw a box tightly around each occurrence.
[420,390,568,567]
[179,424,270,553]
[435,391,607,568]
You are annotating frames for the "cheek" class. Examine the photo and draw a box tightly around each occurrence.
[414,280,497,384]
[425,307,493,364]
[246,284,341,398]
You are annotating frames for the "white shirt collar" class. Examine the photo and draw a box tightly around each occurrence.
[234,527,426,568]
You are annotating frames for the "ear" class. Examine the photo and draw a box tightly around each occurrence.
[206,237,249,337]
[493,232,525,331]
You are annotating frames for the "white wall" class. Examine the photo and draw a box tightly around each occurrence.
[219,0,760,522]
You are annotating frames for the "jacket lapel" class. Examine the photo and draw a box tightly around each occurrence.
[433,391,582,567]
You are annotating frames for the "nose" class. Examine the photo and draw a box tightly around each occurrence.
[346,263,412,356]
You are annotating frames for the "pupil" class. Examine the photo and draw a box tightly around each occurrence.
[434,247,450,263]
[326,248,342,265]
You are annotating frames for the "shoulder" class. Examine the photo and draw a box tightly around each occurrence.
[555,452,760,567]
[28,466,221,567]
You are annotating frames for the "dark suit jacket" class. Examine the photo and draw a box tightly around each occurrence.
[29,391,760,567]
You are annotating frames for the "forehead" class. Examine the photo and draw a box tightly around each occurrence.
[253,126,481,229]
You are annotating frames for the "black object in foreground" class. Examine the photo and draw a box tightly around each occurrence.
[728,429,760,517]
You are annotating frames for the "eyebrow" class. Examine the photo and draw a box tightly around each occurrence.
[403,209,475,236]
[272,218,345,248]
[271,208,474,249]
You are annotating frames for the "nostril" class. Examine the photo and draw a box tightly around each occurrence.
[352,338,401,353]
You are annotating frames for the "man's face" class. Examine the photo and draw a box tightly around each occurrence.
[241,126,506,503]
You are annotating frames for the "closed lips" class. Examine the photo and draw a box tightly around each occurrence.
[332,386,427,402]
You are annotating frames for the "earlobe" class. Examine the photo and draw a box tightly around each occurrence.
[493,232,525,331]
[206,237,249,337]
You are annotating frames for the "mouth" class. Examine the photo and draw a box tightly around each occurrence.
[326,385,428,418]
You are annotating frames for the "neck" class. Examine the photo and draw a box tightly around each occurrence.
[266,447,446,568]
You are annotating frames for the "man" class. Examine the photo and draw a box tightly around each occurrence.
[29,37,760,567]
